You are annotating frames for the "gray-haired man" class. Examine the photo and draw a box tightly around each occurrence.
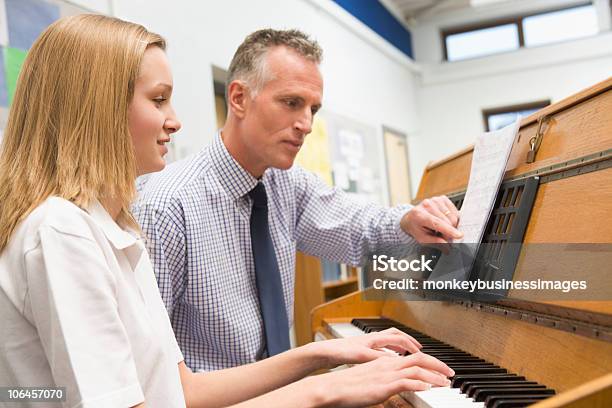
[133,29,462,371]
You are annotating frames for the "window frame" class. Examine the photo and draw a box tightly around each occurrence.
[482,100,551,132]
[441,1,594,62]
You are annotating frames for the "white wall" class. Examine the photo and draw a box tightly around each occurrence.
[409,0,612,190]
[69,0,612,197]
[110,0,420,203]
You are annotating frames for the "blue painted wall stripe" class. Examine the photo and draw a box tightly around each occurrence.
[332,0,413,59]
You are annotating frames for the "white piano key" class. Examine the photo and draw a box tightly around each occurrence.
[403,386,485,408]
[328,322,366,338]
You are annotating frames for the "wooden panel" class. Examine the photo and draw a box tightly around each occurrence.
[414,147,472,201]
[294,252,324,346]
[311,290,384,336]
[522,168,612,244]
[506,86,612,178]
[530,373,612,408]
[380,300,612,393]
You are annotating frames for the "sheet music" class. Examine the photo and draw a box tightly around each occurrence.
[426,119,520,282]
[457,119,521,244]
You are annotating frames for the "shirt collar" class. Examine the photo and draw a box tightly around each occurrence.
[210,131,258,200]
[86,199,140,250]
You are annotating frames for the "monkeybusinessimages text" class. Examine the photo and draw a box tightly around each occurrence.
[371,255,587,294]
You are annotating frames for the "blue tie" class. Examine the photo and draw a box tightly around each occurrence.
[248,182,290,356]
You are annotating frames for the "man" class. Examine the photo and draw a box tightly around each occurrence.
[133,29,462,372]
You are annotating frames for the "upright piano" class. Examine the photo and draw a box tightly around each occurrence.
[310,77,612,407]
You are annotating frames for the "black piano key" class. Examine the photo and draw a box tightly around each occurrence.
[439,357,486,363]
[446,363,499,368]
[451,367,507,375]
[461,378,531,393]
[421,351,474,356]
[420,345,463,350]
[452,374,519,388]
[467,383,545,398]
[474,387,555,402]
[351,318,395,330]
[364,327,390,333]
[490,396,553,408]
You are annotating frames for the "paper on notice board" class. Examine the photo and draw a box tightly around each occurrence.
[457,118,521,244]
[333,162,350,190]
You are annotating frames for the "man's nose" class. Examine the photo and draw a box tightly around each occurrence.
[294,110,313,135]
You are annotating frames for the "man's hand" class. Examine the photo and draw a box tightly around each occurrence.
[400,195,462,244]
[313,327,422,369]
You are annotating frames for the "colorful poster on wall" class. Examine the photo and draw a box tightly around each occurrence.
[0,47,7,106]
[6,0,60,50]
[0,0,94,134]
[4,47,26,104]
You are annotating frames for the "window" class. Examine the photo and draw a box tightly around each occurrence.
[523,5,598,47]
[483,100,550,131]
[446,24,519,61]
[443,3,597,61]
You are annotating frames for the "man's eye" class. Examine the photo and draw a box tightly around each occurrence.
[285,99,298,108]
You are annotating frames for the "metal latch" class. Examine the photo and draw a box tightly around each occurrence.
[526,115,552,163]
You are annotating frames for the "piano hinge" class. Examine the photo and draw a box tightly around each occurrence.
[514,148,612,184]
[444,149,612,202]
[453,300,612,342]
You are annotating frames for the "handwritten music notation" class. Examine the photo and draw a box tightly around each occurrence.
[457,119,521,244]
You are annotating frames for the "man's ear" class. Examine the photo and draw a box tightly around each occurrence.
[227,80,250,119]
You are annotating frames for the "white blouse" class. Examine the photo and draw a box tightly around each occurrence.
[0,197,186,408]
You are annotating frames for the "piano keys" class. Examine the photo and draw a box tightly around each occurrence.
[329,318,556,408]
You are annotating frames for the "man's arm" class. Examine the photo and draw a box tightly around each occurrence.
[132,199,187,315]
[293,168,461,265]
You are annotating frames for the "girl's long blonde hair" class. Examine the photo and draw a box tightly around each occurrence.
[0,14,165,252]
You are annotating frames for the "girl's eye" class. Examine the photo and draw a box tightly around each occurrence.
[153,97,167,106]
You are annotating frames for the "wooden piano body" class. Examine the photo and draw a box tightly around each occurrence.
[311,78,612,407]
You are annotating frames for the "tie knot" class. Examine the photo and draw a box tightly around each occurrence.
[248,183,267,207]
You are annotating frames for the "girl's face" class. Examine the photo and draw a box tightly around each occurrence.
[129,46,181,176]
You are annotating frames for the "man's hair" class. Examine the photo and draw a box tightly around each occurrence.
[226,28,323,97]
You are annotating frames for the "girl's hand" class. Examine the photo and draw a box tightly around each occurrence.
[313,327,422,368]
[307,352,454,408]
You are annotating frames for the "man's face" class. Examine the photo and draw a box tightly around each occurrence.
[240,46,323,174]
